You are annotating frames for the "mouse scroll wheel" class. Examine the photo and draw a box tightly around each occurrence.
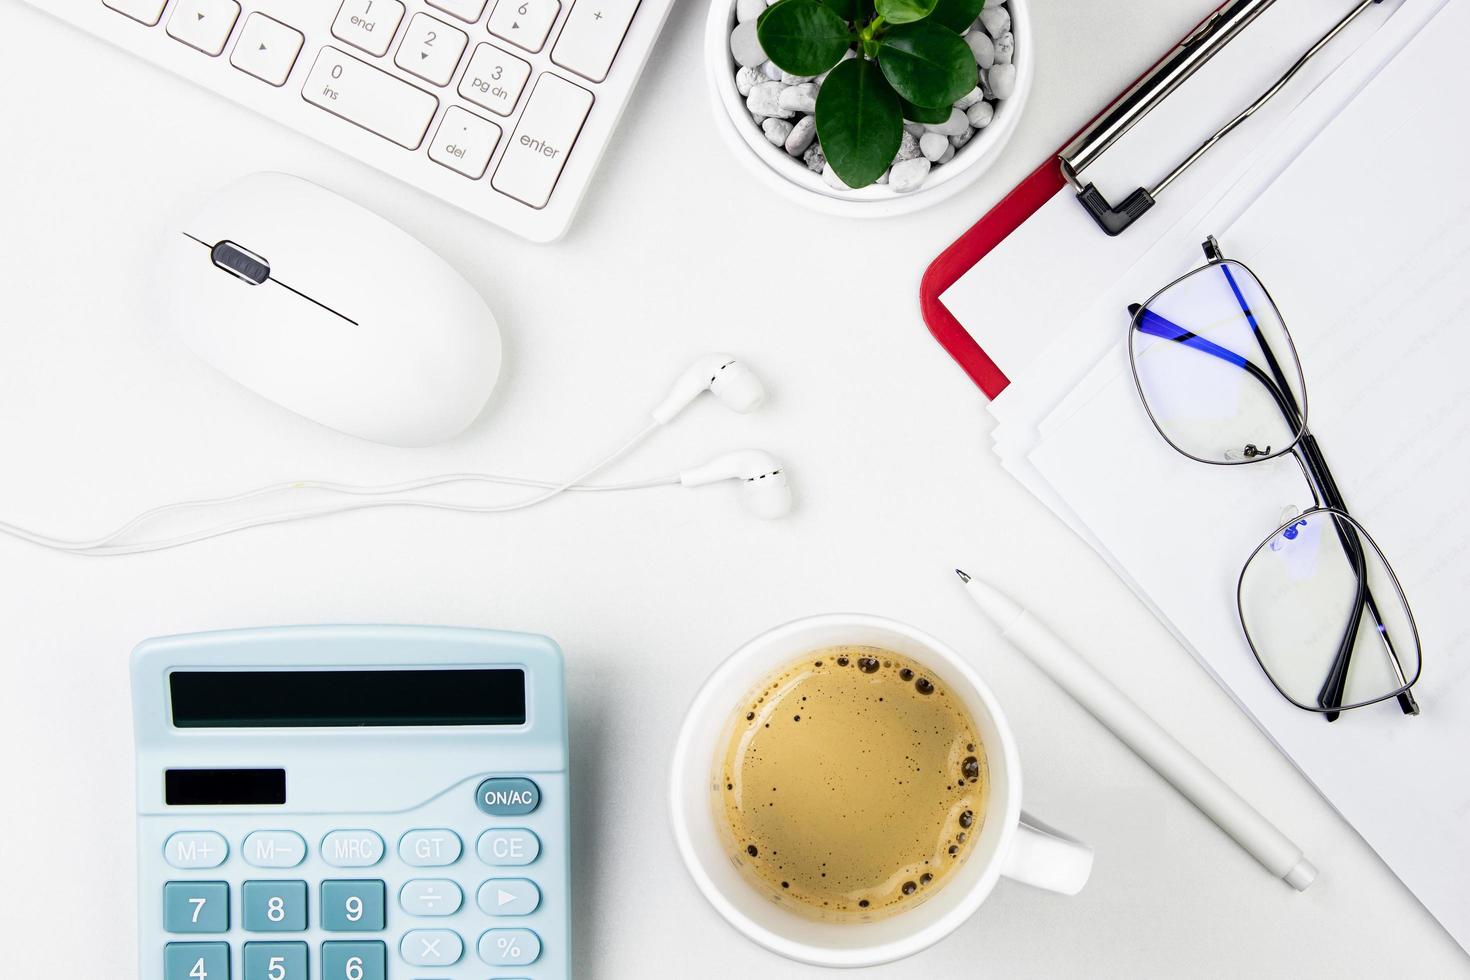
[210,240,271,285]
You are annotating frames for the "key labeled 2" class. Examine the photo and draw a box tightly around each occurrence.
[395,13,468,86]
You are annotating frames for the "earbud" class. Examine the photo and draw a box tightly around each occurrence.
[651,354,766,424]
[679,450,793,519]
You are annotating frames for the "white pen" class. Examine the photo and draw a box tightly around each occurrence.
[955,568,1317,891]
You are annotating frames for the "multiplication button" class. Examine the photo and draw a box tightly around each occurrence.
[400,929,464,967]
[477,827,540,865]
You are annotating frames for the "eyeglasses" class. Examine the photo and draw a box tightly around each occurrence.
[1126,236,1421,722]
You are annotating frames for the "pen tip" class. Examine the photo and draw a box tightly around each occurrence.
[954,568,971,583]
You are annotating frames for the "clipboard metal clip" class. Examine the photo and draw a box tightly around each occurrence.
[1058,0,1385,237]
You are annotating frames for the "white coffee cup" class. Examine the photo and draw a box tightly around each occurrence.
[669,613,1094,968]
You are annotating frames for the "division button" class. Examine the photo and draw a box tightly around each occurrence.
[399,879,464,916]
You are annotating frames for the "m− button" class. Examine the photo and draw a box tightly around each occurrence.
[474,776,540,815]
[243,830,307,868]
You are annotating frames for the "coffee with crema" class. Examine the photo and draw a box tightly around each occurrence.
[715,645,987,920]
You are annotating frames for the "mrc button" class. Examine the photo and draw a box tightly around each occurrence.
[475,777,540,816]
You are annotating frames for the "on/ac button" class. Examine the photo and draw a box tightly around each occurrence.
[475,777,540,815]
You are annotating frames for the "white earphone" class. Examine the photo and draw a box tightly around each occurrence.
[0,353,792,556]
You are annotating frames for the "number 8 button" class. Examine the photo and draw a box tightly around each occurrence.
[242,881,308,931]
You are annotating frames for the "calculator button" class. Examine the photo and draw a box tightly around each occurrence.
[478,928,541,967]
[459,43,532,117]
[243,941,308,980]
[398,828,462,866]
[242,880,308,932]
[321,879,386,931]
[165,881,230,933]
[487,0,561,53]
[103,0,168,25]
[395,13,468,86]
[429,107,502,178]
[400,928,464,966]
[320,829,386,867]
[167,0,242,56]
[474,776,541,815]
[165,831,229,869]
[243,831,307,868]
[399,878,463,916]
[429,0,489,21]
[231,14,305,86]
[302,48,439,151]
[322,941,386,980]
[491,74,593,209]
[552,0,640,83]
[477,878,540,916]
[166,942,230,980]
[476,827,540,865]
[332,0,406,58]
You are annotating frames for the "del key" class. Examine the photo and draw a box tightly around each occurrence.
[492,74,594,209]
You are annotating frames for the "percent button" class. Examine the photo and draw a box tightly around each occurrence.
[479,928,541,966]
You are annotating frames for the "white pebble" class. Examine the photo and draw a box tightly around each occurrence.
[955,86,984,110]
[903,120,925,138]
[938,143,955,164]
[736,0,765,22]
[979,5,1010,38]
[889,157,931,193]
[994,31,1014,65]
[778,82,818,114]
[893,130,921,163]
[781,70,815,84]
[762,117,793,145]
[760,60,783,80]
[746,82,792,119]
[966,31,994,69]
[966,100,994,128]
[919,132,949,162]
[821,163,853,190]
[730,22,766,68]
[987,63,1017,100]
[735,65,763,97]
[785,115,816,155]
[950,126,976,149]
[924,107,969,137]
[803,143,826,173]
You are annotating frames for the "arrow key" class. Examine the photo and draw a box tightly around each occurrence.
[395,12,469,87]
[166,0,240,56]
[487,0,561,53]
[231,12,305,86]
[476,877,541,916]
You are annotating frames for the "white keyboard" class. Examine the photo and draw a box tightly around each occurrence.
[18,0,674,241]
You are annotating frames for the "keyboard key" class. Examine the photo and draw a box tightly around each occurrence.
[399,878,464,916]
[302,49,438,150]
[491,75,592,208]
[478,928,541,967]
[552,0,640,83]
[321,879,386,931]
[231,14,305,86]
[487,0,561,53]
[243,941,308,980]
[102,0,168,26]
[398,828,463,866]
[322,941,386,980]
[429,106,502,178]
[166,0,242,56]
[476,827,540,865]
[400,929,464,967]
[164,831,228,869]
[164,881,230,933]
[474,776,541,816]
[429,0,489,21]
[477,877,541,915]
[242,831,307,868]
[459,43,531,116]
[394,13,468,86]
[331,0,406,57]
[166,942,230,980]
[242,880,308,932]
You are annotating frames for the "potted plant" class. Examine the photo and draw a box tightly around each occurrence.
[706,0,1030,215]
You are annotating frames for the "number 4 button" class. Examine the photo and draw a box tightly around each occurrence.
[487,0,561,52]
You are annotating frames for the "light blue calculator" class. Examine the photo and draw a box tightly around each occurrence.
[132,626,570,980]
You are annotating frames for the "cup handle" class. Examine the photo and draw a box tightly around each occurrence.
[1000,810,1094,895]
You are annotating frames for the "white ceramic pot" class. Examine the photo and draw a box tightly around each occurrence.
[705,0,1034,217]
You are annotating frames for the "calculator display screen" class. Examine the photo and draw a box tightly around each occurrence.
[168,668,527,727]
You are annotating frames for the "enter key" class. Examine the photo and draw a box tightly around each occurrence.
[492,73,594,209]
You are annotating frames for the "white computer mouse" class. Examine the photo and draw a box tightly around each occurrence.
[159,172,502,447]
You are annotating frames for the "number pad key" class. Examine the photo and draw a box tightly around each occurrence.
[487,0,561,52]
[166,0,242,56]
[322,940,386,980]
[552,0,641,83]
[166,942,230,980]
[321,879,386,931]
[400,929,464,967]
[244,941,309,980]
[395,13,468,86]
[242,880,308,932]
[459,43,531,116]
[164,881,230,933]
[332,0,407,57]
[231,14,306,86]
[491,73,594,208]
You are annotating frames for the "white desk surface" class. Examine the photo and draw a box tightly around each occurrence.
[0,1,1465,977]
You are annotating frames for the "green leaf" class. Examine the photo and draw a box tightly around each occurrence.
[874,0,938,25]
[820,0,872,21]
[901,98,951,124]
[814,57,903,188]
[927,0,984,34]
[877,21,976,108]
[757,0,853,77]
